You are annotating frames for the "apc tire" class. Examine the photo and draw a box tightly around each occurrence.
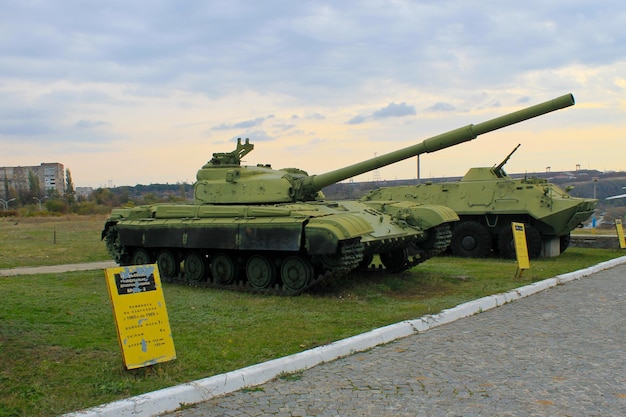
[498,224,542,259]
[450,221,492,258]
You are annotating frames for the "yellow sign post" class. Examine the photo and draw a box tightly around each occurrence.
[104,264,176,370]
[615,219,626,249]
[511,222,530,278]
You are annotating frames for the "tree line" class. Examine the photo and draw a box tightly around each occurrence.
[1,170,191,217]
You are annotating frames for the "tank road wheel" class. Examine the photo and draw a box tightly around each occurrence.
[450,221,492,258]
[497,224,543,260]
[131,248,152,265]
[246,255,277,290]
[379,249,409,272]
[280,256,314,293]
[156,250,179,281]
[184,251,208,283]
[211,253,239,285]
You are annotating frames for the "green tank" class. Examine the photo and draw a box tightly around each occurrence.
[361,120,596,260]
[102,93,575,294]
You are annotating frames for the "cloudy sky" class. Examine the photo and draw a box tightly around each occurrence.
[2,1,625,188]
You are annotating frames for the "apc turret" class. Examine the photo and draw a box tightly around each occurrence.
[103,94,575,294]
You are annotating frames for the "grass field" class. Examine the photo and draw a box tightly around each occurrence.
[0,215,110,269]
[0,215,624,416]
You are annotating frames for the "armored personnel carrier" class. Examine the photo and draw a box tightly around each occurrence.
[361,135,596,259]
[102,93,575,293]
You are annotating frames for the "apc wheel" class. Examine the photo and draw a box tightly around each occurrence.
[525,225,542,259]
[211,253,238,285]
[450,221,492,258]
[131,248,152,265]
[380,249,408,272]
[246,255,277,290]
[184,251,208,283]
[157,250,179,281]
[498,224,542,259]
[280,256,314,292]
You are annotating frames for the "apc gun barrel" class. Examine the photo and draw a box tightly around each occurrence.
[307,93,574,193]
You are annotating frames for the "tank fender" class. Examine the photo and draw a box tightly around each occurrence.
[305,214,373,255]
[101,206,152,239]
[372,200,459,229]
[406,205,459,228]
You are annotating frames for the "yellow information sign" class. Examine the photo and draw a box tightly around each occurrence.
[104,264,176,370]
[616,219,626,249]
[511,222,530,276]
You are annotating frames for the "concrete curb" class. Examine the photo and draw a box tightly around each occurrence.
[64,255,626,417]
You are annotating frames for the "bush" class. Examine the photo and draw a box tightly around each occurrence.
[72,201,112,215]
[45,199,69,214]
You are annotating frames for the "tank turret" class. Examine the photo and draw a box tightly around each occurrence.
[195,94,575,204]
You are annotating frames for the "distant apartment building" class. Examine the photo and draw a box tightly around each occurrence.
[75,186,94,199]
[1,163,65,198]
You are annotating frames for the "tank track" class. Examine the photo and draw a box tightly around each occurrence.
[103,222,451,293]
[364,224,452,273]
[406,223,453,269]
[103,222,364,296]
[102,221,130,265]
[164,239,364,296]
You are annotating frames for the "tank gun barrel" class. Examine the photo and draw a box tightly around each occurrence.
[298,93,574,198]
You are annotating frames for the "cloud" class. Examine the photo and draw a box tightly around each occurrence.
[346,115,368,125]
[2,1,626,186]
[233,130,274,142]
[425,102,457,112]
[0,104,59,137]
[273,123,297,132]
[3,2,626,106]
[4,1,622,102]
[212,116,274,131]
[0,120,53,136]
[74,120,111,129]
[347,102,416,124]
[285,138,326,153]
[291,113,326,120]
[372,102,416,118]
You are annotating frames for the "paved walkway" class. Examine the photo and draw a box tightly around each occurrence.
[158,262,626,417]
[0,260,117,276]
